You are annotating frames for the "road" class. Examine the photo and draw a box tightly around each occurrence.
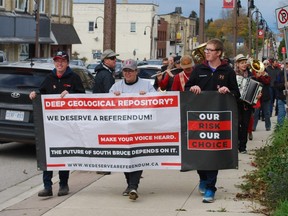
[0,142,40,192]
[0,142,42,209]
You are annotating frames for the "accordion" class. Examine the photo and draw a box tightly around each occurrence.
[236,76,262,105]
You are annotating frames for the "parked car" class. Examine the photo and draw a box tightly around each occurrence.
[137,64,161,86]
[115,61,123,78]
[23,58,53,63]
[0,62,94,144]
[146,59,162,66]
[70,59,85,67]
[86,63,100,77]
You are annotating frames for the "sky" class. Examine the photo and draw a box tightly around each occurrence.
[74,0,288,34]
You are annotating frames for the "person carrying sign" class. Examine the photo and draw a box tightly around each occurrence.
[110,59,156,201]
[185,38,240,203]
[29,51,85,197]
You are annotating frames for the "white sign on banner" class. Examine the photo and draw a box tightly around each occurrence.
[41,92,181,172]
[276,6,288,29]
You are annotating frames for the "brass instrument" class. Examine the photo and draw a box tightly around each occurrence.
[250,59,265,74]
[191,42,207,65]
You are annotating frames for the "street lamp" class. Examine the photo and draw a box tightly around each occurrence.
[251,8,263,60]
[144,26,152,59]
[94,16,104,29]
[259,18,267,60]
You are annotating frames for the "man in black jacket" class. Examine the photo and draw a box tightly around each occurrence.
[93,49,119,93]
[29,51,85,197]
[93,49,119,175]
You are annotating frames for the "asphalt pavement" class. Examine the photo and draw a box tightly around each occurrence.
[0,117,276,216]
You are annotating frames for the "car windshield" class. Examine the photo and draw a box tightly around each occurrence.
[0,68,47,88]
[87,64,98,69]
[138,68,158,79]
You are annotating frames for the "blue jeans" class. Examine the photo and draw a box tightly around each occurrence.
[197,170,218,192]
[43,170,69,189]
[254,100,271,130]
[277,99,286,126]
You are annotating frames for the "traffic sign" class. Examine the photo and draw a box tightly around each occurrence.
[276,6,288,29]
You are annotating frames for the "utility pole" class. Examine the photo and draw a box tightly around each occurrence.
[233,0,238,57]
[34,0,40,58]
[103,0,116,51]
[199,0,205,43]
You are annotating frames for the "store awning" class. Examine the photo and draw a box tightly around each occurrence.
[51,24,81,45]
[0,37,54,44]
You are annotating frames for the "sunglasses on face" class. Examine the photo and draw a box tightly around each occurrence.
[107,56,116,60]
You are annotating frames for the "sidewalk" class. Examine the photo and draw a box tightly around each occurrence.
[0,117,276,216]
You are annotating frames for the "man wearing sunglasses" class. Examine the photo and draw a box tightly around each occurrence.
[93,49,119,94]
[93,49,119,175]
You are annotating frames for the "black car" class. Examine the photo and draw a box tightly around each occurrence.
[0,62,94,144]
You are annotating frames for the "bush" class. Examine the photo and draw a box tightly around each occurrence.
[273,200,288,216]
[241,119,288,213]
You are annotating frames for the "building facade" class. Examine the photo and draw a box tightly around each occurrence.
[73,3,197,63]
[0,0,80,62]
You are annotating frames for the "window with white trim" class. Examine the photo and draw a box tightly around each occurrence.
[39,0,45,13]
[51,0,59,15]
[130,22,136,33]
[0,0,4,8]
[61,0,70,16]
[15,0,28,11]
[89,22,94,32]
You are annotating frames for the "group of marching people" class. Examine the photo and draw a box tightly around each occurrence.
[31,37,286,205]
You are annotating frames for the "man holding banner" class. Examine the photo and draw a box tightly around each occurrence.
[185,38,240,203]
[110,59,156,201]
[29,51,85,197]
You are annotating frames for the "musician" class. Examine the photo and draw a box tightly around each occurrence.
[234,54,254,154]
[171,55,193,91]
[185,38,240,203]
[252,63,271,132]
[156,56,182,91]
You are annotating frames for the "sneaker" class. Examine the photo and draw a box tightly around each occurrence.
[96,171,111,175]
[122,187,131,196]
[58,185,69,196]
[38,188,53,197]
[203,189,215,203]
[239,150,247,154]
[198,180,207,195]
[248,132,253,140]
[129,189,138,200]
[266,128,271,131]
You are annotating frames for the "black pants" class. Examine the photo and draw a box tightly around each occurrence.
[238,104,253,152]
[43,170,69,189]
[124,170,143,190]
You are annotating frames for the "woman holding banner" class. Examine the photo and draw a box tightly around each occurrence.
[110,59,156,201]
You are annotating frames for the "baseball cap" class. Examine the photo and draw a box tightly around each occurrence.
[180,55,193,69]
[101,49,119,61]
[53,51,69,61]
[122,59,137,70]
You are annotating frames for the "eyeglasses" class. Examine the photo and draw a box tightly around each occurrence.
[107,56,116,60]
[204,48,219,53]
